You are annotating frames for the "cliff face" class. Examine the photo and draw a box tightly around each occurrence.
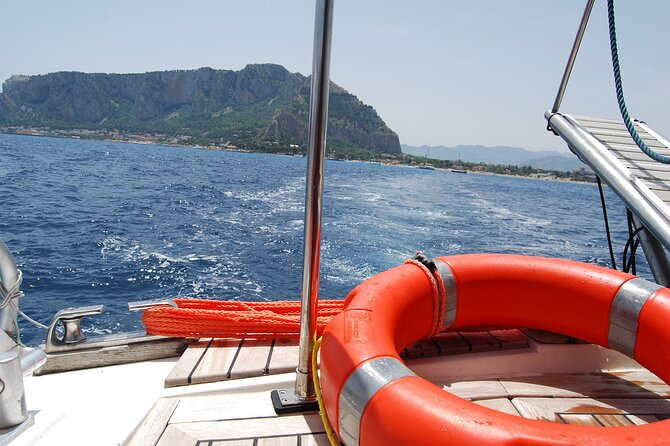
[0,64,401,153]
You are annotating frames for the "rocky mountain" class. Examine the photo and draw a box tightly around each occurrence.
[402,144,587,172]
[0,64,401,153]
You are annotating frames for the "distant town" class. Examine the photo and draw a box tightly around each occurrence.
[1,125,597,184]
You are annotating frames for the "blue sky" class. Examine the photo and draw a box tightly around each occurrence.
[2,1,668,152]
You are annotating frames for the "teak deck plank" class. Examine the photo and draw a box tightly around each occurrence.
[145,389,325,445]
[211,440,255,446]
[628,414,661,425]
[442,380,510,400]
[167,329,531,387]
[256,437,299,446]
[489,329,529,349]
[267,339,300,374]
[190,339,242,385]
[500,370,670,399]
[164,339,213,388]
[439,371,670,402]
[228,339,273,379]
[558,414,600,426]
[155,425,198,446]
[430,332,470,355]
[124,397,179,446]
[415,338,440,356]
[300,434,330,445]
[473,398,522,416]
[594,414,634,427]
[459,331,501,352]
[255,437,298,446]
[170,392,277,424]
[512,397,670,423]
[164,415,325,442]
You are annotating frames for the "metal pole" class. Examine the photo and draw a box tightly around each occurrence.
[294,0,334,400]
[551,0,595,114]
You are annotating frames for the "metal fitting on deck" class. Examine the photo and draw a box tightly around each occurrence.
[0,350,28,429]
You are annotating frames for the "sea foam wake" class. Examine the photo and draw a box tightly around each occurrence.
[0,133,644,345]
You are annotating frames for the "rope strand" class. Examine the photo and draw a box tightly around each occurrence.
[142,298,344,339]
[607,0,670,164]
[17,308,49,330]
[596,176,617,270]
[404,258,444,337]
[312,337,339,446]
[0,269,24,309]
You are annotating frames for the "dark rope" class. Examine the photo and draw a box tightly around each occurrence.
[623,210,644,274]
[624,210,635,273]
[623,232,642,274]
[596,176,617,269]
[413,251,437,274]
[607,0,670,164]
[629,239,640,274]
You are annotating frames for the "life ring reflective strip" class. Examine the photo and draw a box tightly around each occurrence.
[319,254,670,446]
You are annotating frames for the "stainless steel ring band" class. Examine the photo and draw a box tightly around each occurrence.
[608,277,662,358]
[434,259,457,329]
[338,356,416,446]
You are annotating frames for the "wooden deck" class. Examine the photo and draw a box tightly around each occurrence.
[164,329,529,387]
[128,369,670,445]
[126,391,329,445]
[443,369,670,424]
[123,330,670,444]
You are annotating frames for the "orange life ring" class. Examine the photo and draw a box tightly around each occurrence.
[320,254,670,445]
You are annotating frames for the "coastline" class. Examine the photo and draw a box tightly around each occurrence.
[0,128,595,185]
[464,169,597,186]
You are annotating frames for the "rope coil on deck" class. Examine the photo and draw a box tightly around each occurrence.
[142,298,344,339]
[142,254,443,340]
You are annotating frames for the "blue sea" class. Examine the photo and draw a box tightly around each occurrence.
[0,133,648,346]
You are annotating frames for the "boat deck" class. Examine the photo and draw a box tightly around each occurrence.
[133,372,670,445]
[163,329,529,387]
[126,330,670,445]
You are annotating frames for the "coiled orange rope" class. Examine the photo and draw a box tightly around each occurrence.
[142,298,344,339]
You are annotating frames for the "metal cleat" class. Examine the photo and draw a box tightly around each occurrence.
[45,305,105,353]
[38,299,189,374]
[127,299,176,312]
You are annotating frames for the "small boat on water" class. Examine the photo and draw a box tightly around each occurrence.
[417,143,436,170]
[3,1,670,445]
